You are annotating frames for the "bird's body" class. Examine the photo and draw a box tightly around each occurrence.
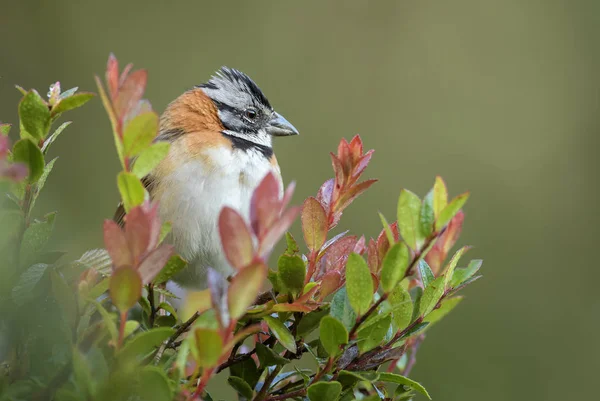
[115,67,297,290]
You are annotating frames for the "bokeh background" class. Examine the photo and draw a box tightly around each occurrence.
[2,1,599,400]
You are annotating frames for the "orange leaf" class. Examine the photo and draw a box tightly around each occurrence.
[301,197,328,252]
[219,207,254,269]
[103,220,132,269]
[228,262,267,320]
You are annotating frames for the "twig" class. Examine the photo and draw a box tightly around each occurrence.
[148,284,156,327]
[265,388,305,401]
[402,334,424,376]
[153,311,200,365]
[253,366,283,401]
[216,349,256,373]
[348,295,387,339]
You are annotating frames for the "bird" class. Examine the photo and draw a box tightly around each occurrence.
[115,67,298,290]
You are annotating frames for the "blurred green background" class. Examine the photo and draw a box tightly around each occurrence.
[2,0,599,400]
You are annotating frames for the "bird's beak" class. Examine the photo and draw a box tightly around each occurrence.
[266,112,299,136]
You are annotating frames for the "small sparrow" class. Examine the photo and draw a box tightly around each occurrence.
[115,67,298,289]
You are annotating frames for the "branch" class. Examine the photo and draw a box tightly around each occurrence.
[153,311,200,365]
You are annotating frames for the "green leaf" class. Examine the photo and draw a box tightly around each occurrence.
[264,316,296,353]
[51,92,95,116]
[419,276,445,317]
[435,192,469,231]
[284,232,300,255]
[42,121,71,154]
[117,171,146,212]
[124,320,140,338]
[397,189,423,250]
[230,357,261,390]
[227,376,254,399]
[420,189,435,239]
[307,381,342,401]
[277,254,306,296]
[0,123,11,135]
[11,263,49,306]
[12,138,44,183]
[109,266,142,312]
[19,212,56,266]
[159,221,172,243]
[132,142,170,178]
[345,253,373,316]
[153,254,187,284]
[432,176,448,219]
[418,260,435,288]
[19,91,50,140]
[297,307,330,337]
[388,285,413,332]
[443,246,470,288]
[255,342,289,368]
[192,328,223,368]
[118,327,174,361]
[378,212,395,245]
[123,112,158,157]
[330,287,357,332]
[302,197,328,251]
[138,366,172,401]
[423,296,463,328]
[319,315,348,356]
[50,271,77,329]
[378,372,431,399]
[356,314,391,352]
[89,300,118,344]
[380,242,410,293]
[72,349,93,397]
[29,157,57,213]
[451,259,483,288]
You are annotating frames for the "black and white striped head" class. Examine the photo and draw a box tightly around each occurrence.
[199,67,298,147]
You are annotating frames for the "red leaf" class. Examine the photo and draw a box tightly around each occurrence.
[338,179,377,211]
[124,208,151,264]
[348,135,363,161]
[376,221,399,262]
[301,197,328,252]
[118,63,134,87]
[280,181,296,213]
[114,69,147,123]
[352,150,374,179]
[330,153,346,189]
[318,270,342,300]
[103,220,132,269]
[337,138,351,164]
[258,206,300,258]
[106,53,119,101]
[228,262,267,320]
[315,236,357,280]
[138,244,174,284]
[354,235,366,255]
[272,302,315,313]
[426,210,464,274]
[367,238,379,274]
[219,207,255,269]
[316,178,334,213]
[249,172,281,237]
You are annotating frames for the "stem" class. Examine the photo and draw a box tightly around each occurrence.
[153,311,200,365]
[216,349,256,373]
[265,389,305,401]
[253,366,282,401]
[348,295,387,339]
[148,284,156,327]
[117,311,127,349]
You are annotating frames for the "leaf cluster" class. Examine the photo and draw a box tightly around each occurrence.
[0,55,483,401]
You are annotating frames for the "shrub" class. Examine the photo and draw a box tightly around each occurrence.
[0,55,483,401]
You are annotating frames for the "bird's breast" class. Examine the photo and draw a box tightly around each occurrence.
[152,144,282,288]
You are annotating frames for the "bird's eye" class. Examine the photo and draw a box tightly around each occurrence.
[244,108,258,121]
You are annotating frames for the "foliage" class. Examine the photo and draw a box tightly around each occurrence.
[0,55,484,401]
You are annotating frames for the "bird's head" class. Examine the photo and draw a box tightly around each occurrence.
[199,67,298,141]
